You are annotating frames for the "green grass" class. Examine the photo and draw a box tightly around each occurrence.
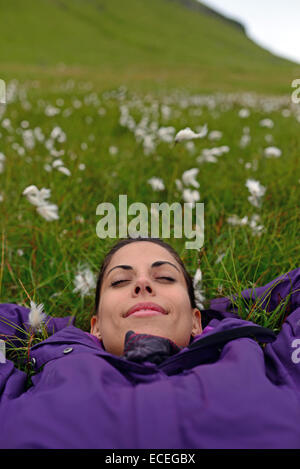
[1,0,300,94]
[0,81,299,332]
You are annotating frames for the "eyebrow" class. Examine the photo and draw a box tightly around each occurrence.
[106,261,181,277]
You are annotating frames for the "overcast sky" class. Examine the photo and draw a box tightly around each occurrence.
[199,0,300,64]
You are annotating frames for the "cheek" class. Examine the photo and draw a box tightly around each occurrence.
[170,285,191,307]
[98,290,125,327]
[99,287,124,310]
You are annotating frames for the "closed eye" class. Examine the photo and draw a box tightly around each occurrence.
[111,279,129,286]
[157,277,175,282]
[111,277,175,286]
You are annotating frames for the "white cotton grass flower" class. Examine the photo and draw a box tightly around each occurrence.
[239,108,250,118]
[227,215,249,226]
[34,127,45,143]
[174,124,207,143]
[193,268,205,310]
[260,118,274,128]
[45,105,60,117]
[22,129,35,150]
[109,146,118,155]
[28,300,47,332]
[44,163,52,172]
[264,146,282,158]
[175,179,183,192]
[193,267,202,286]
[98,107,106,116]
[23,185,59,221]
[0,153,5,173]
[197,153,218,164]
[50,126,65,141]
[73,264,96,297]
[36,203,59,221]
[248,214,265,236]
[75,215,85,224]
[57,166,71,176]
[185,141,196,153]
[239,126,251,147]
[245,179,266,208]
[157,126,175,143]
[45,138,54,152]
[1,118,12,130]
[182,168,200,188]
[264,134,274,144]
[239,134,251,148]
[244,160,258,171]
[50,149,64,158]
[208,130,222,141]
[21,120,29,129]
[227,214,265,237]
[22,185,51,206]
[52,159,64,168]
[175,168,201,205]
[147,177,165,191]
[197,145,229,164]
[182,188,200,207]
[215,252,226,264]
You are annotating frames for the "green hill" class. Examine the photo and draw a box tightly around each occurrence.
[1,0,299,93]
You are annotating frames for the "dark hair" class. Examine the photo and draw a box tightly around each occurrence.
[94,237,196,314]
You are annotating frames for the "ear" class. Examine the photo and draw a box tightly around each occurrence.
[90,315,102,339]
[191,308,202,337]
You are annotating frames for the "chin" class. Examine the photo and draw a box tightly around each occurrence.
[130,325,173,340]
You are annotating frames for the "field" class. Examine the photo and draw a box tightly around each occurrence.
[0,0,299,333]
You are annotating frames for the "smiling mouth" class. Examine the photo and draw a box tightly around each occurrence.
[127,309,166,318]
[125,302,168,318]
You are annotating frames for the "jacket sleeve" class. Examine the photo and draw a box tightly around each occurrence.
[0,303,33,349]
[0,359,27,403]
[209,268,300,390]
[263,269,300,391]
[0,303,75,348]
[0,304,32,402]
[0,303,75,402]
[209,267,300,320]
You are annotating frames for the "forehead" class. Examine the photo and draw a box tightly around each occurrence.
[106,242,181,271]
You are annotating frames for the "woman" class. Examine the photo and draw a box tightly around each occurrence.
[0,237,299,449]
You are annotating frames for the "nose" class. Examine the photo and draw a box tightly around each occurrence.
[132,276,154,297]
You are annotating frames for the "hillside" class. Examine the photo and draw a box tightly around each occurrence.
[1,0,299,93]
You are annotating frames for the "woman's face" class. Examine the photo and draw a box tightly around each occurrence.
[90,242,202,356]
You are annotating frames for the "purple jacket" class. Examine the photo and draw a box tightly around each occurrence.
[0,268,300,449]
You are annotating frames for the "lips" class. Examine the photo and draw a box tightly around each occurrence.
[125,302,167,318]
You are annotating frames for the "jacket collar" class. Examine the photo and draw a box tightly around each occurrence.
[29,316,275,375]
